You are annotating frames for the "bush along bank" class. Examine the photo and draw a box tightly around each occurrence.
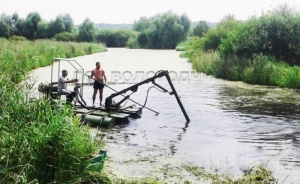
[179,5,300,89]
[189,51,300,88]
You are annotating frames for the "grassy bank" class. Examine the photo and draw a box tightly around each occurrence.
[178,5,300,89]
[0,75,111,183]
[0,39,110,183]
[181,45,300,88]
[0,38,278,183]
[0,38,106,83]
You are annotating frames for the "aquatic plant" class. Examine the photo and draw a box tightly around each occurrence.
[184,164,276,184]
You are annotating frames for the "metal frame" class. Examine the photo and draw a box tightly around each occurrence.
[105,70,190,123]
[51,58,84,97]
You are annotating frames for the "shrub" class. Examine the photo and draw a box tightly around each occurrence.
[9,35,28,41]
[126,36,140,49]
[54,32,77,42]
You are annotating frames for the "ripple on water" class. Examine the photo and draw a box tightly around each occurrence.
[31,49,300,183]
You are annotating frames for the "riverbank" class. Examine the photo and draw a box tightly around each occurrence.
[177,6,300,89]
[29,48,299,183]
[0,40,109,183]
[181,47,300,89]
[0,38,106,83]
[2,45,299,183]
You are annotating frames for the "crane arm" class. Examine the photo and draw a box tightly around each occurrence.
[105,70,190,123]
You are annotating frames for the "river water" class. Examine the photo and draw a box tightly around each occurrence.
[30,48,300,183]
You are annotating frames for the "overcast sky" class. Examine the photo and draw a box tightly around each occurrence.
[1,0,299,24]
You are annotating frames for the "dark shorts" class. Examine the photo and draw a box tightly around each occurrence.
[93,81,104,89]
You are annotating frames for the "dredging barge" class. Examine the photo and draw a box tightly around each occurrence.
[39,58,190,127]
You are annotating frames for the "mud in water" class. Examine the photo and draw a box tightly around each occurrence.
[30,48,300,183]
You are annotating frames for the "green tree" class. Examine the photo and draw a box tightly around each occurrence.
[114,29,135,47]
[0,19,9,38]
[202,15,240,51]
[146,22,160,48]
[134,11,191,49]
[193,21,209,37]
[37,20,50,38]
[219,5,300,65]
[63,14,74,32]
[52,15,66,36]
[15,18,26,36]
[159,13,184,48]
[10,12,19,35]
[23,12,41,39]
[96,29,110,45]
[137,31,148,48]
[133,17,151,32]
[77,18,96,42]
[96,29,135,47]
[11,12,18,23]
[180,13,191,34]
[0,13,14,37]
[54,31,77,41]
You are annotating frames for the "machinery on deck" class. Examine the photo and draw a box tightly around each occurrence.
[38,58,190,127]
[104,70,190,123]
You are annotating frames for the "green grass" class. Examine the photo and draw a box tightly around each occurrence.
[176,37,201,59]
[0,38,109,183]
[184,165,276,184]
[0,38,106,83]
[0,38,283,183]
[188,50,300,88]
[0,75,108,183]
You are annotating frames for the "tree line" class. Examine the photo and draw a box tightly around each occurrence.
[181,4,300,88]
[190,5,300,66]
[0,12,74,39]
[0,11,210,49]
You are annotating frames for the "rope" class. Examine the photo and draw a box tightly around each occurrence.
[140,86,155,110]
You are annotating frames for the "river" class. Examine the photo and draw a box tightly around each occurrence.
[30,48,300,183]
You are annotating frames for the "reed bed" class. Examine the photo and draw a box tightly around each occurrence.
[0,39,110,183]
[190,51,300,88]
[0,38,106,83]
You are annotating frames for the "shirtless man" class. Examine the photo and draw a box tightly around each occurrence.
[91,61,107,106]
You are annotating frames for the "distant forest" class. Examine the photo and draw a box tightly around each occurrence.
[1,11,212,49]
[95,21,215,30]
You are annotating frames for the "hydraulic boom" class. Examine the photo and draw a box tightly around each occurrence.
[105,70,190,123]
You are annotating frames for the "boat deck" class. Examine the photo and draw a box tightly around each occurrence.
[73,104,142,127]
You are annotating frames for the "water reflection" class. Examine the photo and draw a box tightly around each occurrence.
[216,84,300,182]
[170,121,189,155]
[218,85,300,119]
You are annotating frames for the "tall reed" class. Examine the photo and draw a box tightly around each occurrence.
[0,38,111,183]
[0,75,106,183]
[0,38,106,83]
[189,50,300,88]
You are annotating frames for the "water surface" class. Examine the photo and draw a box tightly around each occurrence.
[31,48,300,183]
